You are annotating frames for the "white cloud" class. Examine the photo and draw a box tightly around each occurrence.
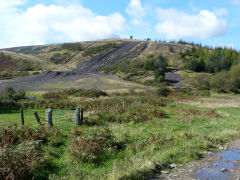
[0,2,126,48]
[126,0,145,26]
[155,8,227,39]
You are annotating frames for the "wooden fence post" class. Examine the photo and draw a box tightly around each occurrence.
[34,112,42,126]
[76,107,80,125]
[20,108,24,126]
[46,109,53,127]
[81,108,84,124]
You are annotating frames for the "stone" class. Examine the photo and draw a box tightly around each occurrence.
[161,171,170,174]
[170,163,178,169]
[220,168,228,172]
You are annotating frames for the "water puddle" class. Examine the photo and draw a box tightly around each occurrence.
[194,149,240,180]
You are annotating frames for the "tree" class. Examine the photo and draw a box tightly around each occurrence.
[130,35,133,39]
[0,87,26,103]
[154,68,165,82]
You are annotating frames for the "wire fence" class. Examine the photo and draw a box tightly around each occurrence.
[52,108,76,128]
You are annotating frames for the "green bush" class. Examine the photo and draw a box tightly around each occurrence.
[50,52,71,64]
[179,88,211,97]
[0,87,26,105]
[93,106,165,124]
[61,43,83,52]
[210,64,240,93]
[42,88,108,100]
[157,86,171,97]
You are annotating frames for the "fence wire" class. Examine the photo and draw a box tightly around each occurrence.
[50,108,76,128]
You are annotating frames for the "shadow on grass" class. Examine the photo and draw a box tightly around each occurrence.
[0,108,19,114]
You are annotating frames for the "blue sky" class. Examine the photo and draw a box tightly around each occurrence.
[0,0,240,49]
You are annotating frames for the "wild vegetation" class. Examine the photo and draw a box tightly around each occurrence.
[2,39,240,179]
[82,42,118,57]
[0,52,42,79]
[181,46,240,73]
[1,87,240,179]
[210,64,240,93]
[103,53,169,86]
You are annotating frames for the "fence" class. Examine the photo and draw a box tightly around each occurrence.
[20,107,84,128]
[19,100,144,128]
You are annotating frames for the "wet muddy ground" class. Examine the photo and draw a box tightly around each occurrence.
[159,139,240,180]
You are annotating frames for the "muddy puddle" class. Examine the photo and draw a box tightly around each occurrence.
[194,149,240,180]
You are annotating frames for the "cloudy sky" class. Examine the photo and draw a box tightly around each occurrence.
[0,0,240,49]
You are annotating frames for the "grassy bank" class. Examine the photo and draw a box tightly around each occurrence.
[1,92,240,179]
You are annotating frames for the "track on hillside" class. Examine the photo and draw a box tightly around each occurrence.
[74,41,148,72]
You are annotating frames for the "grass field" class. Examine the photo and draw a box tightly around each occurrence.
[1,92,240,179]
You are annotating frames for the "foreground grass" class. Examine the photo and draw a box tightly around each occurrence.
[1,93,240,179]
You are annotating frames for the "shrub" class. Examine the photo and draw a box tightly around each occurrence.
[68,128,122,163]
[0,141,48,180]
[157,86,171,97]
[42,88,108,99]
[0,87,26,105]
[0,125,61,179]
[210,64,240,93]
[144,55,155,70]
[154,68,165,82]
[169,47,174,52]
[50,52,71,64]
[179,88,210,97]
[61,43,83,52]
[93,106,165,124]
[83,43,117,57]
[42,91,65,100]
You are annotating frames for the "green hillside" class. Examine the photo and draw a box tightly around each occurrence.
[1,39,240,93]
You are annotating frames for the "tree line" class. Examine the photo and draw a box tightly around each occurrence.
[182,46,240,73]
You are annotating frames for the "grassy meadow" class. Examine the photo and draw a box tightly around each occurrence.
[1,90,240,179]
